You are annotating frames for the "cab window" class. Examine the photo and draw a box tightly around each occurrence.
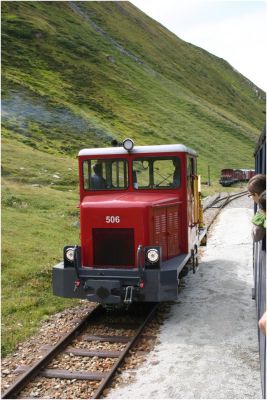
[132,157,181,189]
[83,159,128,190]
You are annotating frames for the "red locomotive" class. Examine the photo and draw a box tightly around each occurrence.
[53,139,206,306]
[219,168,255,186]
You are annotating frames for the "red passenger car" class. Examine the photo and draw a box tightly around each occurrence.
[234,169,244,181]
[248,170,255,180]
[219,169,235,186]
[53,139,206,306]
[219,168,255,186]
[240,169,255,180]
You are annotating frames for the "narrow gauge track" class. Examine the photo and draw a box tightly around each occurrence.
[2,303,159,399]
[203,190,248,229]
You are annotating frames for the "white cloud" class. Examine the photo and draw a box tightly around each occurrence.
[130,0,267,91]
[182,10,266,89]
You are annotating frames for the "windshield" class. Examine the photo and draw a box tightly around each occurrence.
[132,157,181,189]
[82,156,181,191]
[83,159,128,190]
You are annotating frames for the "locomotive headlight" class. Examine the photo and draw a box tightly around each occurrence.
[66,247,75,262]
[123,138,134,152]
[146,248,159,263]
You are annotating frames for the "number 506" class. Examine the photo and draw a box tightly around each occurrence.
[105,216,120,223]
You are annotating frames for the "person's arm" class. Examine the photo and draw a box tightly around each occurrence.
[259,311,267,335]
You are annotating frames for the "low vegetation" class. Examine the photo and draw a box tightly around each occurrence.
[1,137,81,355]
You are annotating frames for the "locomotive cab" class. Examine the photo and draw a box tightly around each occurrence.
[53,140,206,305]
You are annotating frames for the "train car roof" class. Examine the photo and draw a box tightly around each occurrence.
[79,144,197,157]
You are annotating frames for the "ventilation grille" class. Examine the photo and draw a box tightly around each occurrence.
[153,205,180,260]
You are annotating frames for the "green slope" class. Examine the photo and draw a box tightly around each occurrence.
[1,1,265,355]
[1,136,81,355]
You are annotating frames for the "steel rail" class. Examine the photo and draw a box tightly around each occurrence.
[219,191,248,207]
[203,193,221,211]
[205,193,232,230]
[2,303,159,399]
[1,305,103,399]
[204,191,248,230]
[213,190,248,205]
[92,302,159,399]
[204,190,248,211]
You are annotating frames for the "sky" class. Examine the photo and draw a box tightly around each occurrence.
[130,0,267,92]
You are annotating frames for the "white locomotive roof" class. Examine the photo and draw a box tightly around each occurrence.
[79,144,197,157]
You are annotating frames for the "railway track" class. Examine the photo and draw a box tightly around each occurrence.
[203,190,248,229]
[2,303,159,399]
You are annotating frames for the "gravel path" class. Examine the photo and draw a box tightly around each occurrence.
[107,195,262,399]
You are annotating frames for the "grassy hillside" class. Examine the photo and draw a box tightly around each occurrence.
[1,136,81,355]
[1,1,265,355]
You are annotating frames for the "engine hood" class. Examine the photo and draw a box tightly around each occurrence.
[81,193,180,209]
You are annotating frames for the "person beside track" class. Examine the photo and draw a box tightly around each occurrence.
[248,174,266,242]
[257,190,266,336]
[248,175,266,337]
